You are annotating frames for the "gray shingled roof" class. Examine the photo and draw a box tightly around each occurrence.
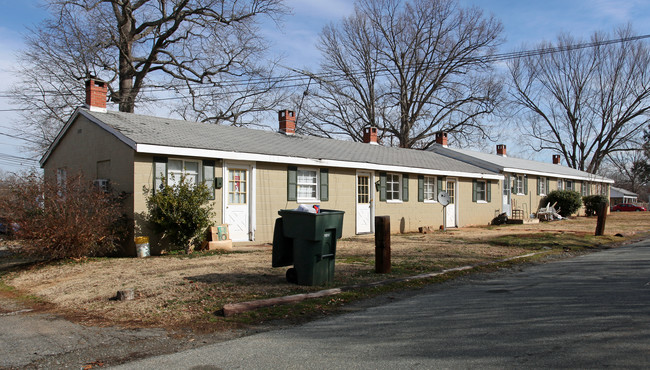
[611,186,637,197]
[428,145,612,182]
[80,109,498,176]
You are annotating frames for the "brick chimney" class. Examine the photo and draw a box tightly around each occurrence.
[85,79,108,113]
[363,127,378,145]
[496,144,507,157]
[553,154,561,165]
[278,109,296,135]
[435,131,448,147]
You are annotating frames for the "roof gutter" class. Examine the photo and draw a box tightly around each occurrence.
[136,144,504,180]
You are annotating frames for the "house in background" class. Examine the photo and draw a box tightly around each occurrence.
[40,79,505,254]
[610,186,638,206]
[429,143,614,218]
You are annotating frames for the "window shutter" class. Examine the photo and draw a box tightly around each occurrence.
[537,178,541,195]
[524,175,529,195]
[512,176,516,192]
[487,180,492,202]
[202,160,215,200]
[379,172,386,201]
[437,177,444,194]
[287,166,297,201]
[472,179,477,202]
[546,178,550,194]
[418,175,424,202]
[153,156,167,194]
[402,174,409,201]
[320,168,329,201]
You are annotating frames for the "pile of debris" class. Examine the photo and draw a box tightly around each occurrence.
[537,202,563,221]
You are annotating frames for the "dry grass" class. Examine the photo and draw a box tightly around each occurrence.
[2,212,649,330]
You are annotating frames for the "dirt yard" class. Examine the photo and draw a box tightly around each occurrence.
[2,212,649,330]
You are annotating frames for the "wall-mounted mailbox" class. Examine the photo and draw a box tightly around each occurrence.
[215,177,223,189]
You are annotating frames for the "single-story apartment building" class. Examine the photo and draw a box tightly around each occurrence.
[41,80,509,253]
[40,80,613,253]
[610,186,638,206]
[428,143,614,217]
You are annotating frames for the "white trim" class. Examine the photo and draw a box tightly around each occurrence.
[503,167,613,183]
[476,179,487,202]
[296,167,320,203]
[446,177,459,227]
[223,161,255,242]
[136,144,504,180]
[355,171,375,234]
[423,175,438,202]
[250,163,256,241]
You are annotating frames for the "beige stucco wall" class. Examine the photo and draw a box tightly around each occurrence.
[42,115,136,254]
[456,178,502,226]
[255,164,358,242]
[133,153,224,252]
[43,115,135,197]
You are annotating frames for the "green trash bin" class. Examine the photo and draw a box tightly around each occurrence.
[272,209,344,286]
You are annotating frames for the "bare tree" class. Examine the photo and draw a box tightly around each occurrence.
[508,26,650,173]
[298,0,503,148]
[11,0,286,153]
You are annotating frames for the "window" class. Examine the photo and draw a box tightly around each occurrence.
[386,173,401,201]
[297,169,319,201]
[565,180,574,191]
[287,167,328,202]
[476,180,486,202]
[152,157,215,199]
[228,168,247,204]
[472,179,490,203]
[515,175,525,194]
[581,182,588,196]
[538,177,547,196]
[379,172,408,202]
[203,160,215,200]
[56,168,67,196]
[557,179,563,191]
[56,168,67,188]
[424,176,436,201]
[168,159,199,187]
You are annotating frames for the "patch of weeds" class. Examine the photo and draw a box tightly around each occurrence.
[0,279,16,293]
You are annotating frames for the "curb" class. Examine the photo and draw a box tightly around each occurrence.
[220,251,544,317]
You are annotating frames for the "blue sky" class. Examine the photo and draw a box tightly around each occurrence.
[1,0,649,173]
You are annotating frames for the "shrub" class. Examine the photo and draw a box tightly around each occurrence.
[542,190,582,217]
[582,195,609,216]
[144,174,214,253]
[0,171,126,260]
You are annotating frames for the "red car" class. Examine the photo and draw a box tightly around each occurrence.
[611,203,647,212]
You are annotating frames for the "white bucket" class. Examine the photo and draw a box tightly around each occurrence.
[135,236,150,258]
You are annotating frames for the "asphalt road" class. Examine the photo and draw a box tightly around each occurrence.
[114,238,650,369]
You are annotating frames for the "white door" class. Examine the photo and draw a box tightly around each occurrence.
[445,179,457,228]
[502,175,511,217]
[356,172,372,234]
[224,164,251,242]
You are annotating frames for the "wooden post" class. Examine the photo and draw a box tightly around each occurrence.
[375,216,391,273]
[595,202,608,236]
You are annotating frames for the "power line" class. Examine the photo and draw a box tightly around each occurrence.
[0,153,39,162]
[0,33,648,102]
[0,132,42,145]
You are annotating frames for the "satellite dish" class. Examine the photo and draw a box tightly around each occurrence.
[438,191,450,206]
